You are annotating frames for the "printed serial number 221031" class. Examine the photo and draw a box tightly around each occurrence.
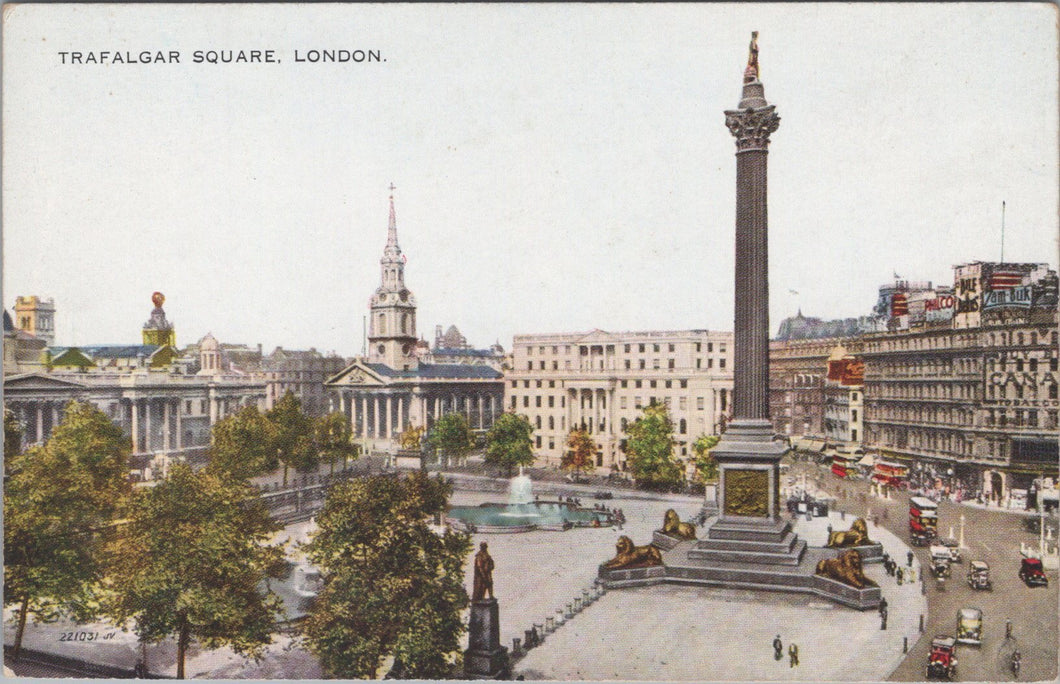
[58,631,116,642]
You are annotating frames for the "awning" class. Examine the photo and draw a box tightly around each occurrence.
[858,454,875,466]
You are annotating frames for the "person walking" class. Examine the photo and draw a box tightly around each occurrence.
[773,635,783,661]
[880,607,888,630]
[896,567,904,585]
[907,550,914,567]
[788,643,799,668]
[1006,618,1012,640]
[878,596,889,617]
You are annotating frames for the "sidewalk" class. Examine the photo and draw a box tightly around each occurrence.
[512,506,927,681]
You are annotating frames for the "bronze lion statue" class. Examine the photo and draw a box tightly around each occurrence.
[826,517,871,548]
[661,509,697,540]
[815,548,877,589]
[601,535,663,570]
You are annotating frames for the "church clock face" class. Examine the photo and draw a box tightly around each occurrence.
[399,290,409,302]
[377,344,386,355]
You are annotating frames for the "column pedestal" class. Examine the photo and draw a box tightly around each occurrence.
[464,599,509,680]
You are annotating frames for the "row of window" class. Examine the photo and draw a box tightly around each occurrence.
[524,341,727,356]
[509,394,711,412]
[524,357,727,371]
[867,328,1057,354]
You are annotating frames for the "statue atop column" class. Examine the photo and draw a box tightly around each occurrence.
[744,31,759,83]
[473,542,495,600]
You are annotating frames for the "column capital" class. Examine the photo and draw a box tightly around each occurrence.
[724,105,780,152]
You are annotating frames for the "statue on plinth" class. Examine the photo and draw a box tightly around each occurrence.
[661,509,697,540]
[473,542,495,600]
[826,518,871,548]
[602,536,663,570]
[816,549,877,589]
[744,30,760,83]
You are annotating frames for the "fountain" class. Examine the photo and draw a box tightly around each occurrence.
[446,467,609,533]
[509,466,533,505]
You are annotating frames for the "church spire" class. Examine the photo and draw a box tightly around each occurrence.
[383,183,402,262]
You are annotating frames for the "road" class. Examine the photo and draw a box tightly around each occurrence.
[793,462,1058,682]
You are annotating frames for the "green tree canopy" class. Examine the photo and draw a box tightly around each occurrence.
[692,434,721,483]
[561,429,596,474]
[484,412,535,477]
[4,401,131,659]
[267,392,317,486]
[302,472,472,679]
[625,402,683,489]
[4,406,23,464]
[103,463,285,679]
[315,411,358,475]
[208,405,278,480]
[426,413,474,467]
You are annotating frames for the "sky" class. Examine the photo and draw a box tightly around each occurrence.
[3,4,1057,358]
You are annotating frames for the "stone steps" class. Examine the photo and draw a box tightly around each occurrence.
[687,538,807,566]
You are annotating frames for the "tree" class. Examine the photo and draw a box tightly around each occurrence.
[267,392,316,486]
[4,401,131,660]
[692,434,721,483]
[426,413,474,468]
[4,405,23,462]
[208,405,278,480]
[104,464,286,679]
[625,402,683,489]
[302,472,472,679]
[484,412,535,477]
[315,411,359,475]
[562,429,596,474]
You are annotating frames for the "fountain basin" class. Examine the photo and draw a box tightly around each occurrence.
[447,502,610,533]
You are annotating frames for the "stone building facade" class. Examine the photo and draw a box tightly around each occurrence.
[770,261,1058,503]
[4,298,266,479]
[326,190,505,450]
[768,337,833,439]
[504,329,734,471]
[859,316,1059,502]
[261,347,348,417]
[13,295,56,346]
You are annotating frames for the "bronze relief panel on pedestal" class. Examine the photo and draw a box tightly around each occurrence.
[723,469,769,517]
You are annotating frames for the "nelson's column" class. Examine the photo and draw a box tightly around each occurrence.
[710,31,788,525]
[599,35,879,611]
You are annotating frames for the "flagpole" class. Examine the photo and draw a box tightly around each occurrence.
[1001,200,1006,263]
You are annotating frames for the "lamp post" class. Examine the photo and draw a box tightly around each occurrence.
[959,513,966,550]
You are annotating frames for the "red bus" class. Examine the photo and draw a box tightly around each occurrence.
[873,460,909,488]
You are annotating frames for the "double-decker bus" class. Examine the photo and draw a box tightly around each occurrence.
[872,460,909,488]
[909,495,938,545]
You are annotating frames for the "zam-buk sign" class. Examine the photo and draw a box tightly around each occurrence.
[983,285,1032,309]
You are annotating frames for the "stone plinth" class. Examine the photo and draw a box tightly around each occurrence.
[464,599,509,680]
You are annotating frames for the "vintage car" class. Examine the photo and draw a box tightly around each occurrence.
[956,607,983,646]
[910,530,933,547]
[939,537,962,563]
[930,546,952,578]
[1019,557,1049,587]
[927,635,958,680]
[966,561,991,590]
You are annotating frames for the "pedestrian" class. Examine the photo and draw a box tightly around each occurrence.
[881,607,888,630]
[788,643,799,668]
[878,596,889,616]
[908,567,916,583]
[773,635,783,661]
[827,524,833,537]
[1005,619,1012,640]
[907,550,914,567]
[896,567,904,585]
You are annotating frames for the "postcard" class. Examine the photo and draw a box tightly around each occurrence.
[3,3,1057,682]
